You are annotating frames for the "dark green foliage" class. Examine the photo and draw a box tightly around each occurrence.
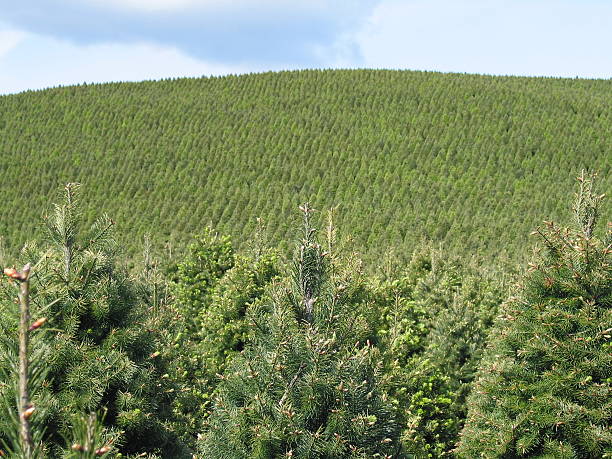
[0,185,183,457]
[458,173,612,458]
[370,249,505,456]
[0,70,610,265]
[62,411,117,458]
[200,205,401,458]
[164,230,279,447]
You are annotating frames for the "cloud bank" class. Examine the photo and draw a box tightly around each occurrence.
[0,0,374,68]
[1,0,612,95]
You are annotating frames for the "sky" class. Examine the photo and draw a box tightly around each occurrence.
[1,0,611,95]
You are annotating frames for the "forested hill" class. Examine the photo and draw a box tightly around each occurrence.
[0,69,610,264]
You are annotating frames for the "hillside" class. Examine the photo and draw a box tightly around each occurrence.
[0,69,610,264]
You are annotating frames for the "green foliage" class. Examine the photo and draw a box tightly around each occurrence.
[0,155,606,458]
[457,172,612,458]
[196,251,279,386]
[170,229,235,327]
[0,272,53,458]
[62,411,117,458]
[164,230,279,447]
[0,71,610,265]
[200,205,401,458]
[401,266,503,456]
[0,259,121,459]
[0,185,184,457]
[369,249,505,456]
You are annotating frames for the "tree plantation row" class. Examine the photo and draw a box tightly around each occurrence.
[0,70,610,265]
[0,173,609,458]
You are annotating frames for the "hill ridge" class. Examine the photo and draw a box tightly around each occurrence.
[0,69,610,263]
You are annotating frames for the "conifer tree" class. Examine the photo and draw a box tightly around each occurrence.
[0,184,184,457]
[166,230,279,446]
[170,228,235,334]
[0,263,117,458]
[399,266,502,457]
[199,204,401,458]
[63,411,116,458]
[458,171,612,458]
[0,263,53,458]
[369,248,504,457]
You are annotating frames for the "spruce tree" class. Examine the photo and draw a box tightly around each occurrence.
[458,172,612,458]
[0,184,184,457]
[170,228,235,333]
[0,263,55,458]
[399,265,502,457]
[166,230,279,445]
[63,411,116,458]
[199,204,401,458]
[0,264,118,458]
[369,248,504,456]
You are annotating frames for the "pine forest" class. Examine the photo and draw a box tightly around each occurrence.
[0,70,610,263]
[0,70,610,458]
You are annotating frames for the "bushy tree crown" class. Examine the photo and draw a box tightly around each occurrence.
[458,172,612,458]
[200,204,402,458]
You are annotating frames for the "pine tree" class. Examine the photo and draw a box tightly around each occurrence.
[0,263,117,458]
[457,171,612,458]
[0,184,185,457]
[166,230,279,446]
[199,204,401,458]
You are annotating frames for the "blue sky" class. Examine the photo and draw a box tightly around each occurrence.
[1,0,611,95]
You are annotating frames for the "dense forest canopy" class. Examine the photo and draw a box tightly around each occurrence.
[1,175,608,457]
[0,69,610,265]
[0,69,610,457]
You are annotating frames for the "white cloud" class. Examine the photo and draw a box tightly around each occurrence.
[0,28,27,58]
[84,0,333,13]
[0,34,249,95]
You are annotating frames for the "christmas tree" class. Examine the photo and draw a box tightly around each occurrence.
[166,228,279,445]
[458,172,612,457]
[370,248,503,456]
[0,184,184,457]
[199,204,401,458]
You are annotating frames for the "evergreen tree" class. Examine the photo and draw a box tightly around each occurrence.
[2,70,612,264]
[63,411,116,458]
[0,184,185,457]
[398,263,503,457]
[0,262,117,458]
[169,228,235,333]
[369,248,504,456]
[199,204,401,458]
[0,263,55,458]
[458,172,612,458]
[166,230,279,446]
